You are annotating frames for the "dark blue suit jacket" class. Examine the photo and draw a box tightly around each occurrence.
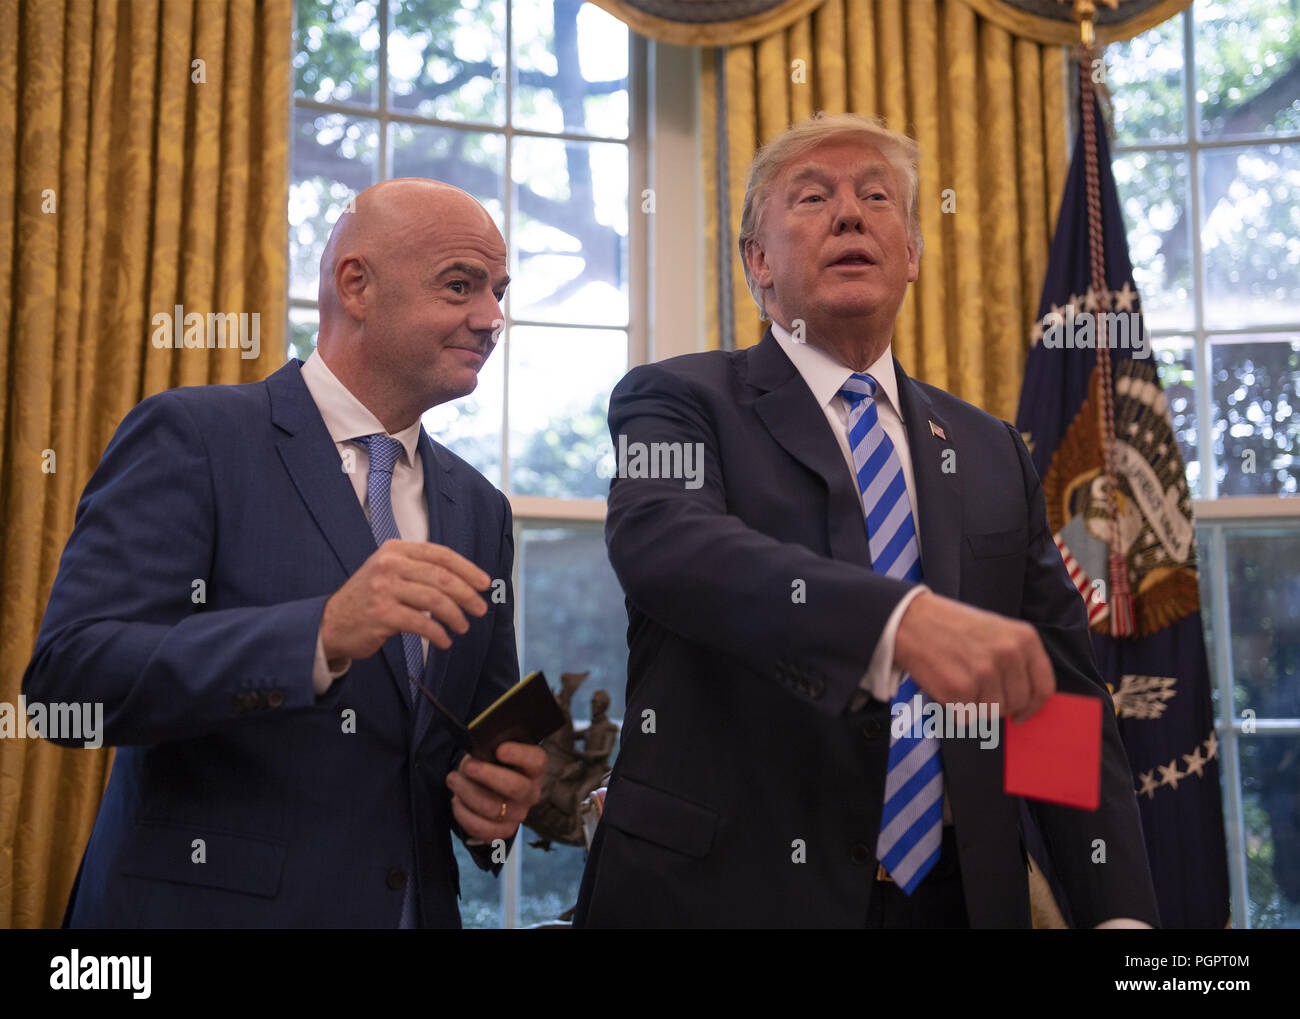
[23,360,517,928]
[574,329,1159,928]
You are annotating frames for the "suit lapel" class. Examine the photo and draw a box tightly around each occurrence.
[893,359,962,599]
[414,429,471,745]
[268,360,410,709]
[748,329,873,570]
[893,366,982,814]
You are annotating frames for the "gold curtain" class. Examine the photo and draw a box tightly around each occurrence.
[0,0,290,928]
[585,0,827,46]
[953,0,1195,46]
[701,0,1070,425]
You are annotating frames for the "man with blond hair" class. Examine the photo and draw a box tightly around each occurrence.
[575,114,1158,928]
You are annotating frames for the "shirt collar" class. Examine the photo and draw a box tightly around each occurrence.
[299,349,423,466]
[769,320,903,420]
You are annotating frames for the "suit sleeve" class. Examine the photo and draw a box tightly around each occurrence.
[450,490,520,872]
[22,392,327,747]
[1005,421,1160,928]
[605,362,916,716]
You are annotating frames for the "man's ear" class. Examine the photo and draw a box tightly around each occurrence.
[744,238,773,290]
[906,237,920,284]
[335,254,369,322]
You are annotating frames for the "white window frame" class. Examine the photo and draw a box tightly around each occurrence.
[1105,3,1300,929]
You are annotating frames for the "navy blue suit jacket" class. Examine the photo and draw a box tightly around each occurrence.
[23,360,517,928]
[574,329,1159,928]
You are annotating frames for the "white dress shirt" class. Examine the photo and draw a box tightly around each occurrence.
[770,321,928,705]
[299,349,430,694]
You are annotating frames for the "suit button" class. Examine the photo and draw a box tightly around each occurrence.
[239,692,260,711]
[267,689,285,708]
[861,717,883,738]
[386,868,407,890]
[850,843,872,866]
[808,678,825,698]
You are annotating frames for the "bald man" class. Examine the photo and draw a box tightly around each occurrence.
[23,179,545,928]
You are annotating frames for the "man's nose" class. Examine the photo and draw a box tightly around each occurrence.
[831,192,865,233]
[469,293,505,337]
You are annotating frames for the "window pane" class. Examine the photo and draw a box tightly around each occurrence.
[518,837,586,926]
[290,111,379,301]
[1113,151,1193,332]
[390,123,506,229]
[508,326,625,498]
[1107,11,1186,144]
[288,306,319,364]
[1241,735,1300,928]
[388,0,505,125]
[512,0,629,139]
[1153,336,1201,498]
[292,0,379,106]
[453,839,502,927]
[516,524,629,926]
[1200,144,1300,329]
[422,337,504,489]
[510,137,629,325]
[518,525,629,721]
[1195,1,1300,140]
[1223,528,1300,718]
[1211,335,1300,495]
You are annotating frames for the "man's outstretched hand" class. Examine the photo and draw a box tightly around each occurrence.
[894,591,1055,724]
[320,539,490,667]
[446,742,547,843]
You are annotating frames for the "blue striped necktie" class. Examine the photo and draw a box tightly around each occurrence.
[839,373,944,895]
[357,432,425,929]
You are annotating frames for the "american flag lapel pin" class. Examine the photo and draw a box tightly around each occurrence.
[929,420,947,440]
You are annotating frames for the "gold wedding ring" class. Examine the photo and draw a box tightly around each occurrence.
[499,801,508,819]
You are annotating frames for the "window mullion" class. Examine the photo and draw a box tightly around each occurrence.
[1182,8,1217,501]
[378,0,390,179]
[1207,523,1250,928]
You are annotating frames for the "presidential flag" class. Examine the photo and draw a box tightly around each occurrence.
[1014,66,1230,929]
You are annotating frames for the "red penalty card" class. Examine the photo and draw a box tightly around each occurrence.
[1004,692,1102,810]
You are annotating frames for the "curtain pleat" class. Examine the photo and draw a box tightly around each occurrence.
[0,0,290,928]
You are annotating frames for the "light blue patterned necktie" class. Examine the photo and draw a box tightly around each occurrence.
[357,432,425,928]
[839,373,944,895]
[357,433,425,708]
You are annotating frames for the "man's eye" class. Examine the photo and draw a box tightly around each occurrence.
[449,280,469,294]
[801,194,824,203]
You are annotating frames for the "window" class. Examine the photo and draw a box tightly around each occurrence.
[290,0,637,502]
[288,0,693,927]
[1107,0,1300,927]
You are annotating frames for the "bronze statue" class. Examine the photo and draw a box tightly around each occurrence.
[524,672,620,849]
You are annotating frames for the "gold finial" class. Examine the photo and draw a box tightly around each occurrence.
[1060,0,1120,46]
